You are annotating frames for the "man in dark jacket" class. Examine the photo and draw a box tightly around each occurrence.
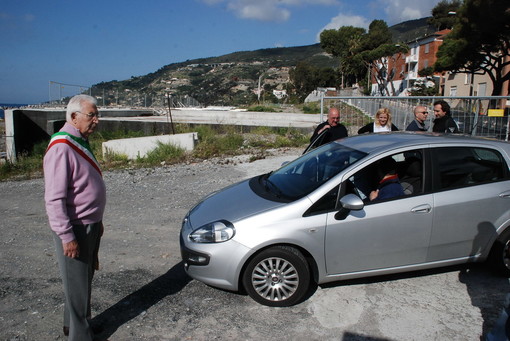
[432,100,459,133]
[406,105,429,131]
[310,107,348,147]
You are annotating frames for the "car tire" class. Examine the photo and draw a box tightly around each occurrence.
[488,229,510,277]
[242,245,310,307]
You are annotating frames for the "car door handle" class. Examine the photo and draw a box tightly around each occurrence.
[499,191,510,198]
[411,204,431,214]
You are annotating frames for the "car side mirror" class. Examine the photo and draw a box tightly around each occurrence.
[335,194,364,220]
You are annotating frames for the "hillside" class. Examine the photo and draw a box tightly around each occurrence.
[92,44,336,107]
[389,17,436,43]
[90,17,436,107]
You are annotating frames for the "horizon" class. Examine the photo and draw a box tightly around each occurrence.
[1,0,444,104]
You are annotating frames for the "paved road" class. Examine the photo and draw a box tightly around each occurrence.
[1,150,509,340]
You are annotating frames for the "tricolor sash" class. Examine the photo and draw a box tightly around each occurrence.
[46,132,102,176]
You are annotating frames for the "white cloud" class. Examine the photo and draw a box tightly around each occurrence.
[202,0,339,22]
[316,13,370,42]
[375,0,442,24]
[228,1,291,21]
[314,0,442,41]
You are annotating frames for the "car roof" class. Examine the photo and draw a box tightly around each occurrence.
[336,132,510,155]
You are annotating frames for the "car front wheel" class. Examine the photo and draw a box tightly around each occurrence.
[489,229,510,277]
[242,246,310,307]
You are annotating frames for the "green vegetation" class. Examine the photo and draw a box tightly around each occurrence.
[0,141,48,181]
[142,142,186,166]
[246,105,282,112]
[0,126,309,181]
[301,102,321,114]
[289,62,340,101]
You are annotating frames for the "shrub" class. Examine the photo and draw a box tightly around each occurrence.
[302,102,321,114]
[141,142,185,166]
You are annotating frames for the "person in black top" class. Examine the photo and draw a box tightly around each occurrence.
[406,105,429,131]
[358,107,399,134]
[310,107,348,146]
[432,100,459,133]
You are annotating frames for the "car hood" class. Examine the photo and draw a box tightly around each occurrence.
[188,178,286,228]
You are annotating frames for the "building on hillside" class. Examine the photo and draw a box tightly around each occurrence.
[370,29,451,96]
[272,89,287,100]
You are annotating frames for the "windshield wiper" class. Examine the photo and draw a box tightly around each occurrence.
[264,176,283,198]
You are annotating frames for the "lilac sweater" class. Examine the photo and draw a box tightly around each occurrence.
[44,123,106,243]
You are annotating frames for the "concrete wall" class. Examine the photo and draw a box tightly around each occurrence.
[102,133,198,159]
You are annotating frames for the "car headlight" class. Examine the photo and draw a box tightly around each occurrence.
[189,220,235,243]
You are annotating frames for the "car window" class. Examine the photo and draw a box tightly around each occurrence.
[433,147,508,190]
[268,142,366,200]
[347,150,424,202]
[303,186,340,216]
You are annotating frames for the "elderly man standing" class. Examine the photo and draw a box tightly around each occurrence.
[310,107,348,147]
[406,105,429,131]
[44,95,106,341]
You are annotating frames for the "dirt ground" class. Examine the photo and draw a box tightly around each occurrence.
[1,149,510,341]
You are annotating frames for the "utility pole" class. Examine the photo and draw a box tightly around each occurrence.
[166,93,175,135]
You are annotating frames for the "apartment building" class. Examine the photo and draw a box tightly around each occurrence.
[370,29,450,96]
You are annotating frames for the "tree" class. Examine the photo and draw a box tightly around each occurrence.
[434,0,510,96]
[358,21,409,96]
[320,20,409,96]
[428,0,462,31]
[320,26,367,86]
[289,62,339,101]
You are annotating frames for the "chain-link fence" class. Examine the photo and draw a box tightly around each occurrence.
[320,96,510,141]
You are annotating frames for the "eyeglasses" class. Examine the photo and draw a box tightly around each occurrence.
[76,111,101,119]
[417,111,429,115]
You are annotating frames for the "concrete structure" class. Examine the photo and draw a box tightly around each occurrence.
[4,108,154,162]
[102,133,198,159]
[3,107,319,162]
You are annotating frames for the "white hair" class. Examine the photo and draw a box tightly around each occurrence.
[66,95,97,123]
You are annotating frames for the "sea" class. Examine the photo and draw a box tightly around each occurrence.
[0,103,28,119]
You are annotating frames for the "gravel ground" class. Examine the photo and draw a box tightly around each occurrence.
[1,147,510,341]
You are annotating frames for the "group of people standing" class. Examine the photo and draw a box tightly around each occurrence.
[310,99,459,147]
[309,99,460,203]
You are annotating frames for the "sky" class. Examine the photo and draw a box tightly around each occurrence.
[0,0,444,104]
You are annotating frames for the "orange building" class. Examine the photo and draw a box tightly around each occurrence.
[370,29,450,96]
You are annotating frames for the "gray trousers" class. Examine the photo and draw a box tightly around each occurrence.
[53,222,101,341]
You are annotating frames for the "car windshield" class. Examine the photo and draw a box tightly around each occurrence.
[266,142,367,200]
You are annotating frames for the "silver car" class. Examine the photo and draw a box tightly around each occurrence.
[180,132,510,307]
